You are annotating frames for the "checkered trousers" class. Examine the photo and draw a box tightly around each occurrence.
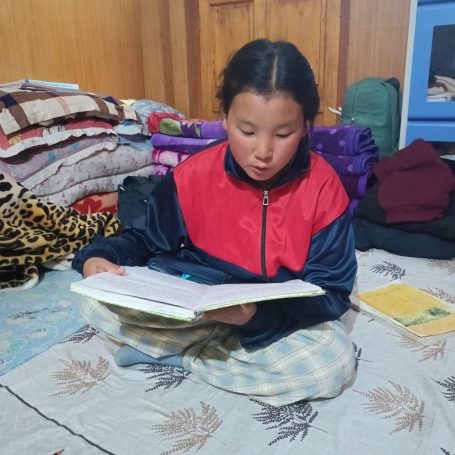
[80,298,356,406]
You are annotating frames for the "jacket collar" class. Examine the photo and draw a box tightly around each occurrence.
[224,135,311,189]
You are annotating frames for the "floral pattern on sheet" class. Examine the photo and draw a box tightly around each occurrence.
[0,135,118,184]
[51,356,110,396]
[355,382,425,434]
[434,376,455,403]
[389,332,447,362]
[352,341,373,369]
[421,287,455,304]
[152,402,222,455]
[38,163,158,206]
[370,261,406,280]
[30,144,153,196]
[427,259,455,275]
[60,325,98,345]
[141,364,193,392]
[250,399,321,446]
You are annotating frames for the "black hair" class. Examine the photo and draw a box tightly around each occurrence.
[216,39,320,123]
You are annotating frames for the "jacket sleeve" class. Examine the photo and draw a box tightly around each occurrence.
[72,175,189,274]
[238,210,357,348]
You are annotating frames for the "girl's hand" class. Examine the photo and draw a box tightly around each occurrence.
[203,302,257,325]
[82,257,125,278]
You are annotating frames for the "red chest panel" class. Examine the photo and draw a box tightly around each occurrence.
[174,143,347,277]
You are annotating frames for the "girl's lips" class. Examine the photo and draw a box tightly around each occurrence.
[251,165,269,173]
[249,165,272,181]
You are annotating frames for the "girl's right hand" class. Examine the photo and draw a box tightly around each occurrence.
[82,257,125,278]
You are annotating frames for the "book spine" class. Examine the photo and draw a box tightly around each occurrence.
[24,79,80,89]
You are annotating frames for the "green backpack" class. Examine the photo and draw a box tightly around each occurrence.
[340,77,402,158]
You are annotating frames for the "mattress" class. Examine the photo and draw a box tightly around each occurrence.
[0,249,454,455]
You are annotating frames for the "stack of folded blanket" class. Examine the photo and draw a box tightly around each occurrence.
[0,82,184,213]
[311,125,379,215]
[148,112,227,175]
[70,99,184,214]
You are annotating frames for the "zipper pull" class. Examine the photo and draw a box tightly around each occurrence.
[263,189,269,206]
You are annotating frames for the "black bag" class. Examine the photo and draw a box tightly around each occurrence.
[117,175,165,226]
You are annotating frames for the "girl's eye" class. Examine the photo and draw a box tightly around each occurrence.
[276,133,291,138]
[240,130,254,136]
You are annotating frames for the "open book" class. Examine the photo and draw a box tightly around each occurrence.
[70,266,325,321]
[353,282,455,337]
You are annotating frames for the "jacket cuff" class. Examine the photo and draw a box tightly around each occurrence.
[71,235,120,274]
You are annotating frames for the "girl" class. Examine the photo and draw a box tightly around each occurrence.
[73,39,357,406]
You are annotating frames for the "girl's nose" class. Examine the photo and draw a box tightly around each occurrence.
[254,139,273,162]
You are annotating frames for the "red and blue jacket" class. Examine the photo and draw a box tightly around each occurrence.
[73,137,357,349]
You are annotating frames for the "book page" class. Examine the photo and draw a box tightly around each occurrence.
[71,267,325,320]
[71,267,208,311]
[198,279,325,312]
[357,283,455,337]
[74,287,196,321]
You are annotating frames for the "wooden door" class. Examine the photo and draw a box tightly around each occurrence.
[198,0,266,119]
[197,0,341,125]
[265,0,342,126]
[265,0,324,83]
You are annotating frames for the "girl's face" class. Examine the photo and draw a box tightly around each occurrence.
[223,90,306,186]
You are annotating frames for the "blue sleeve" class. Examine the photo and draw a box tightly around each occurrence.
[72,175,189,274]
[238,211,357,348]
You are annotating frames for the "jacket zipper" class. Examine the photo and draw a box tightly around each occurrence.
[260,189,269,278]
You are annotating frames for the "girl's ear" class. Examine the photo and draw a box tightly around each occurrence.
[222,115,228,130]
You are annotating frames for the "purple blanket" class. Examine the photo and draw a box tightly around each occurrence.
[339,171,373,200]
[314,150,377,175]
[348,198,361,217]
[151,134,217,154]
[311,125,377,156]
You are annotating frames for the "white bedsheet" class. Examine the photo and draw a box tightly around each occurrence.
[0,249,454,455]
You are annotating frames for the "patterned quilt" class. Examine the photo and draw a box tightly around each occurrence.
[0,86,138,136]
[0,249,454,455]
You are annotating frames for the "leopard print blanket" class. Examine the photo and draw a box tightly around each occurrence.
[0,172,120,291]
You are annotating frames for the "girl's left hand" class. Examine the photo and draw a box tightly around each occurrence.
[203,302,257,325]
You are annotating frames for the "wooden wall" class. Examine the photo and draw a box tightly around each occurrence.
[0,0,145,99]
[0,0,411,118]
[139,0,201,116]
[342,0,411,103]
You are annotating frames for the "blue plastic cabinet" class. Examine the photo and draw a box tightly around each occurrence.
[400,0,455,147]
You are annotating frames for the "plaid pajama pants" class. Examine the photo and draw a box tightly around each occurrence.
[80,298,356,406]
